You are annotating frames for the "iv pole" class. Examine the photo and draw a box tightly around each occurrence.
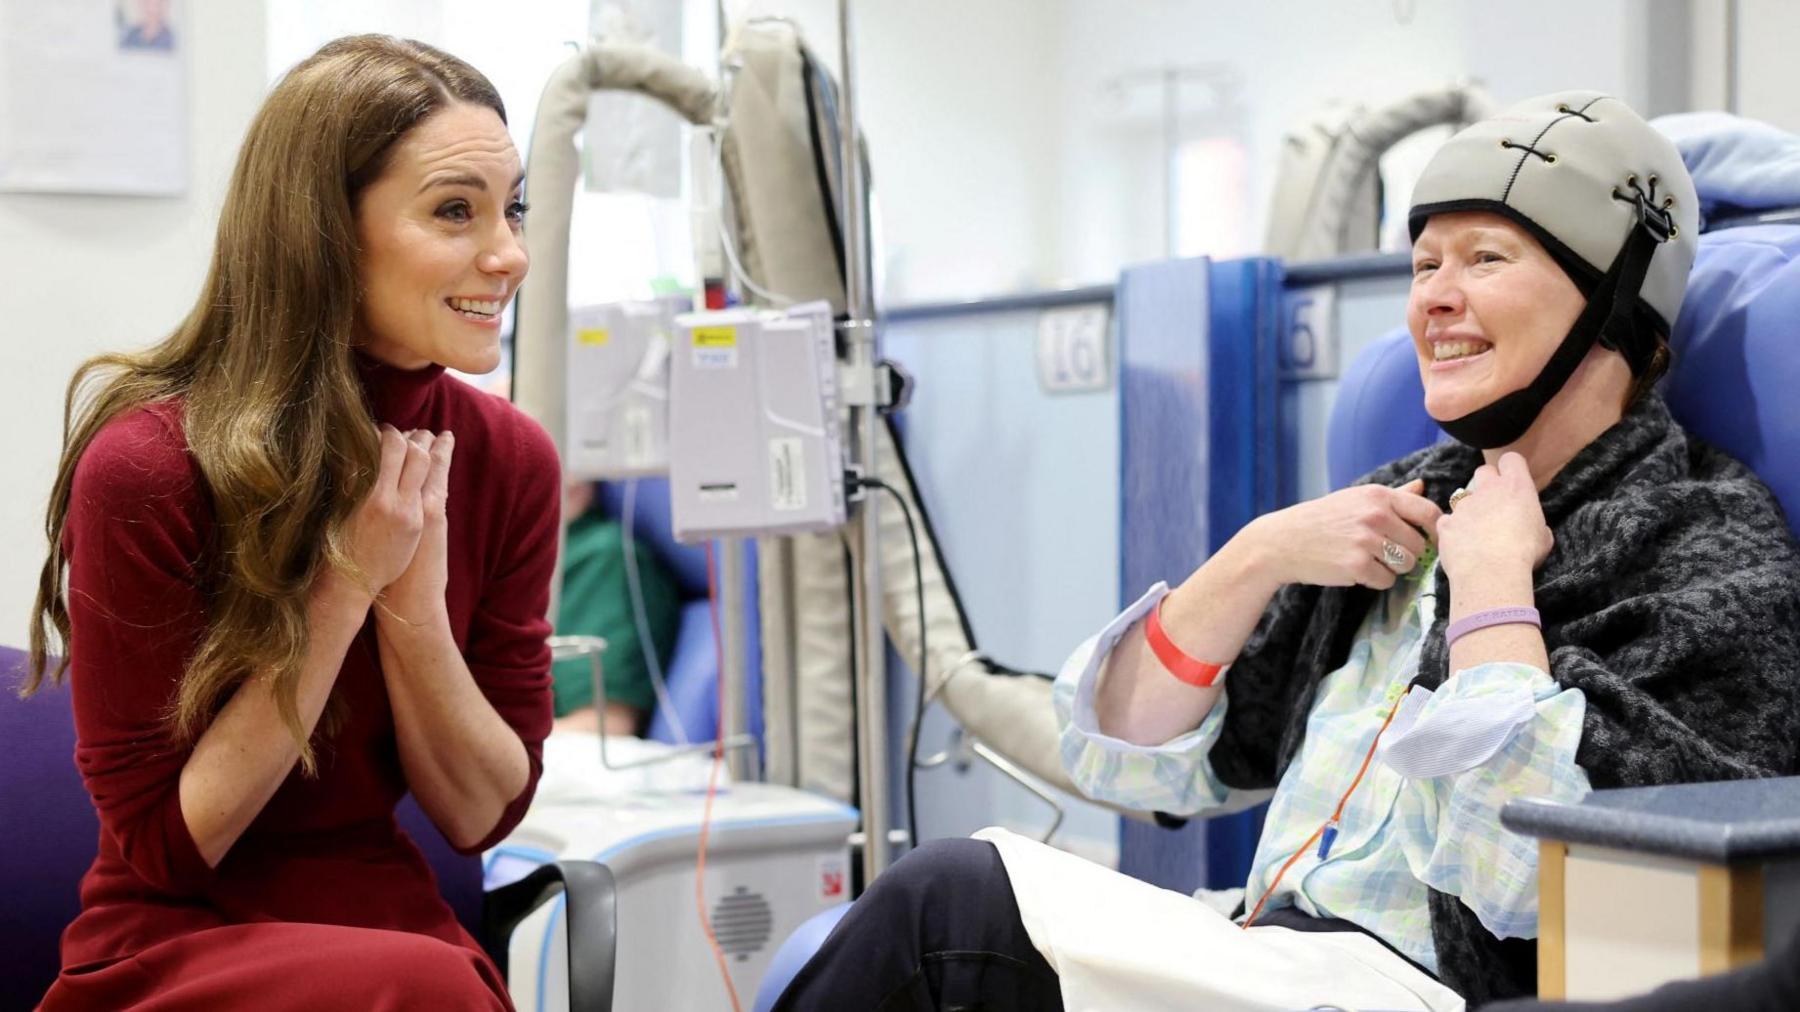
[835,0,892,885]
[714,2,755,785]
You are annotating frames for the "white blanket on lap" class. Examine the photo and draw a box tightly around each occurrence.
[974,827,1466,1012]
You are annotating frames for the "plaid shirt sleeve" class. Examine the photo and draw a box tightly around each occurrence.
[1052,582,1234,816]
[1393,662,1591,940]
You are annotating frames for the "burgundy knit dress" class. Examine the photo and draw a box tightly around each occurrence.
[39,357,559,1011]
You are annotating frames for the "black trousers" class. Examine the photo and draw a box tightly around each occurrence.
[771,837,1065,1011]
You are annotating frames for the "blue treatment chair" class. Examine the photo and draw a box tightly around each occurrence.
[756,219,1800,1010]
[1324,219,1800,1001]
[0,645,618,1010]
[751,902,852,1012]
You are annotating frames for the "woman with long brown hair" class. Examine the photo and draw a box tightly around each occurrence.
[26,35,555,1010]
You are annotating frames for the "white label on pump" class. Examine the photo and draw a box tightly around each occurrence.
[769,437,807,511]
[691,325,739,369]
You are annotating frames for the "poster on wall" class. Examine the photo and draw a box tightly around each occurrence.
[0,0,187,196]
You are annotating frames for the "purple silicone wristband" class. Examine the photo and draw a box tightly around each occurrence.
[1446,606,1541,648]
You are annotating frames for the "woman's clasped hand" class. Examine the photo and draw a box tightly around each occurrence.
[344,424,457,624]
[1242,478,1443,590]
[1436,452,1555,583]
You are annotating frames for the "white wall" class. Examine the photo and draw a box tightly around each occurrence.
[731,0,1062,304]
[243,2,1682,329]
[265,0,591,156]
[1048,0,1655,285]
[0,0,1064,632]
[0,0,267,646]
[1711,0,1800,132]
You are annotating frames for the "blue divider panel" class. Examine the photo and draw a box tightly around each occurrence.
[1116,256,1282,895]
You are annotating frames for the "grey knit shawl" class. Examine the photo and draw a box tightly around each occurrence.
[1208,393,1800,1004]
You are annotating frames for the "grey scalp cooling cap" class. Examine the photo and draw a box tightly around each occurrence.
[1408,91,1699,333]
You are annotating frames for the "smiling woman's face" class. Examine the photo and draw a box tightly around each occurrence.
[1406,210,1587,421]
[354,101,528,374]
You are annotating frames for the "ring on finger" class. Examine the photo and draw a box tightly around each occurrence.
[1380,539,1413,574]
[1448,486,1471,511]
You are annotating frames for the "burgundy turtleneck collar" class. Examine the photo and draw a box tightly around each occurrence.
[354,351,446,428]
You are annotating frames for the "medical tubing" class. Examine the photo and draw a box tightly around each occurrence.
[717,209,796,306]
[858,475,929,850]
[620,480,689,744]
[1286,84,1493,259]
[695,543,746,1012]
[1241,699,1403,929]
[708,130,801,307]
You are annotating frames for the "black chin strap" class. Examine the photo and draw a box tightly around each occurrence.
[1437,194,1670,450]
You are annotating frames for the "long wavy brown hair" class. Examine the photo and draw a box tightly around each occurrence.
[24,36,506,773]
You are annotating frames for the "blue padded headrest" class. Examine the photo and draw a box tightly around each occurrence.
[1664,224,1800,530]
[1325,333,1440,490]
[1327,223,1800,538]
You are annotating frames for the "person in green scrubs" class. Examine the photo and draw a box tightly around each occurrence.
[551,481,684,736]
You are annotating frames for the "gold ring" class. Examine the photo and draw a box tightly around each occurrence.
[1448,487,1471,511]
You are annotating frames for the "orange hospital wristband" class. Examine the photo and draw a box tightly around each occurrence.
[1145,595,1225,688]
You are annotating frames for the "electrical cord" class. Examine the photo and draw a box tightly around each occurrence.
[856,475,928,850]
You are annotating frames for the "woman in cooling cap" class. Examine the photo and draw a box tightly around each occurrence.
[773,93,1800,1011]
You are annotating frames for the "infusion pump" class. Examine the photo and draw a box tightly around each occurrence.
[669,301,847,543]
[564,298,848,542]
[564,294,688,480]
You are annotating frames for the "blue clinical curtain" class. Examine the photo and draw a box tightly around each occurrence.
[1116,255,1282,894]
